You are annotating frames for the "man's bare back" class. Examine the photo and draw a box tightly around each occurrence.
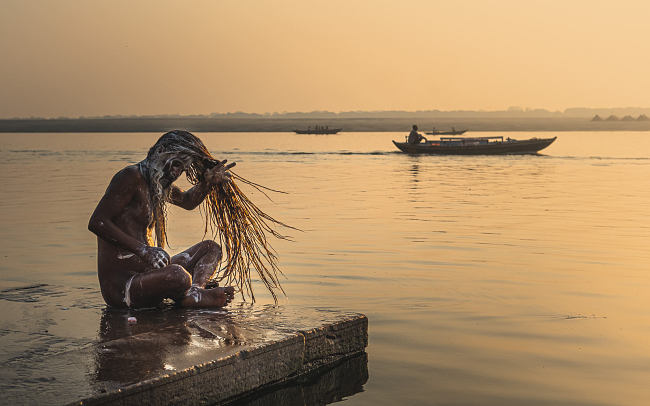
[88,131,235,308]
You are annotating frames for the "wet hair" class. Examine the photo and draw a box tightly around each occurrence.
[141,130,292,302]
[142,130,217,248]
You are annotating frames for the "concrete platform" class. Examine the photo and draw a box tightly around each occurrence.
[2,304,367,405]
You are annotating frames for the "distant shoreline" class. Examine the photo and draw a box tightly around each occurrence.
[1,117,650,133]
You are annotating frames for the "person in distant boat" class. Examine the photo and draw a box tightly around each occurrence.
[407,125,427,145]
[88,130,235,309]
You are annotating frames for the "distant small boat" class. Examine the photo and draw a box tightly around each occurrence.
[425,127,467,136]
[294,127,342,134]
[393,136,557,155]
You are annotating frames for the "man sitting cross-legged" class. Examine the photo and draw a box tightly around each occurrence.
[88,130,235,308]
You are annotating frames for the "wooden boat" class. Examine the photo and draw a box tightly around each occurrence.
[294,126,342,134]
[425,127,467,136]
[392,135,557,155]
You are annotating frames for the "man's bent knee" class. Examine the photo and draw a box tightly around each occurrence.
[202,239,221,252]
[167,264,192,290]
[201,240,222,257]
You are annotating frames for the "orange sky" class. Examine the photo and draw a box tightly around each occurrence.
[1,0,649,118]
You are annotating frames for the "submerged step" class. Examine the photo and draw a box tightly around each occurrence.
[18,306,368,406]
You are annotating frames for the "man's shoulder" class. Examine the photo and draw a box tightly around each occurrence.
[110,164,145,187]
[118,164,141,176]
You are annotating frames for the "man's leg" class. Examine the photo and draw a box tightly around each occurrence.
[170,240,222,287]
[127,263,234,308]
[170,240,235,307]
[126,264,192,308]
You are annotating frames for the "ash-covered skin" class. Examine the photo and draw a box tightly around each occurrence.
[88,130,235,308]
[186,286,202,303]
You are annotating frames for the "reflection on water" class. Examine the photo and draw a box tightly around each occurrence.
[1,131,650,405]
[94,308,194,386]
[409,163,420,184]
[0,289,367,404]
[229,353,368,406]
[92,305,367,401]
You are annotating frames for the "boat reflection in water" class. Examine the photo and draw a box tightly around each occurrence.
[393,135,557,155]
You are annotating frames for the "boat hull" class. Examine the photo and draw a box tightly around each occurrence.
[392,137,557,155]
[294,129,342,134]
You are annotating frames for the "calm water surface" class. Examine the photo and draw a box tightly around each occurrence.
[1,131,649,405]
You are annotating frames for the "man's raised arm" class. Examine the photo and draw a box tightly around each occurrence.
[168,182,211,210]
[169,161,235,210]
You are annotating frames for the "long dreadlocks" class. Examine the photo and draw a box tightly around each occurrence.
[140,130,293,302]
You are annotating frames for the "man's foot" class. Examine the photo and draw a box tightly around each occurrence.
[180,286,235,308]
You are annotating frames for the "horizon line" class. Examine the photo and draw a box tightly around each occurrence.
[4,106,650,121]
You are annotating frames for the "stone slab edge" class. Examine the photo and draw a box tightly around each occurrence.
[68,314,368,406]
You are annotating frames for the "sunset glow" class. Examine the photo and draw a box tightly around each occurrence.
[2,0,649,117]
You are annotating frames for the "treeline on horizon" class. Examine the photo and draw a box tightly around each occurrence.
[3,116,650,133]
[6,107,650,121]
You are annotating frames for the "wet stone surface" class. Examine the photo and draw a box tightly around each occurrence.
[0,284,368,405]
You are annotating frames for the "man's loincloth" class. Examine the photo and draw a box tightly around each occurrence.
[124,274,136,307]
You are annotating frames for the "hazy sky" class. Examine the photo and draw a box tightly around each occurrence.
[1,0,649,118]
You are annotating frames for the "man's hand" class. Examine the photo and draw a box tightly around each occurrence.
[138,246,170,269]
[204,160,236,186]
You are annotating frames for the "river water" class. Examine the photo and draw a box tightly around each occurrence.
[1,131,649,405]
